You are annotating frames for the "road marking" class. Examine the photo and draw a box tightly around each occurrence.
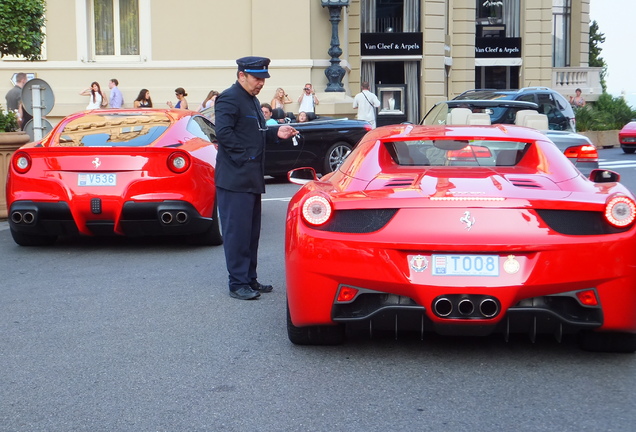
[599,160,636,169]
[262,197,292,202]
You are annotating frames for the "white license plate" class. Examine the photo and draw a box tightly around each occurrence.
[78,173,116,186]
[432,254,499,276]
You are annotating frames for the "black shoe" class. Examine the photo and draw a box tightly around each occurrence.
[229,286,261,300]
[250,281,273,293]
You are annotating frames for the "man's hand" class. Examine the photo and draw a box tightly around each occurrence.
[277,125,298,139]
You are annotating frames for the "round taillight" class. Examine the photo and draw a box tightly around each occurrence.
[13,152,32,174]
[301,195,333,226]
[168,151,191,173]
[605,196,636,228]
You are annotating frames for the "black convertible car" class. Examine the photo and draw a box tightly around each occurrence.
[264,110,372,178]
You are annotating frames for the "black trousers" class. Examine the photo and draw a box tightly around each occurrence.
[216,187,262,291]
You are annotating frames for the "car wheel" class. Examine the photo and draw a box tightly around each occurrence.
[324,141,353,174]
[578,331,636,353]
[10,227,56,246]
[622,148,635,154]
[187,199,223,246]
[287,302,345,345]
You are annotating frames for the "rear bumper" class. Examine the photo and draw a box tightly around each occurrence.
[9,200,213,237]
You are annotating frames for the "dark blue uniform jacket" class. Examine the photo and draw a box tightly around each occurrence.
[215,81,278,194]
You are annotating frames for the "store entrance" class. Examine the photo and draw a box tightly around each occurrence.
[375,61,408,126]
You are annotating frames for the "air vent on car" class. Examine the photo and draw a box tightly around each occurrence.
[382,178,415,188]
[508,178,543,188]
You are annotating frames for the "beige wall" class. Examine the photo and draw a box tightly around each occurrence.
[0,0,592,126]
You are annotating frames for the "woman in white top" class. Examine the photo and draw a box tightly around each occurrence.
[270,88,292,111]
[198,90,219,112]
[80,82,105,110]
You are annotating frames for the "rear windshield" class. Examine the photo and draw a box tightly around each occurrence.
[385,139,530,167]
[55,112,171,147]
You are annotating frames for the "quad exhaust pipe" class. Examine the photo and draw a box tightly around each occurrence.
[433,295,500,319]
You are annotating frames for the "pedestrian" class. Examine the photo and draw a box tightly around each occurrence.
[5,72,30,129]
[108,78,124,108]
[167,87,188,109]
[198,90,219,112]
[297,83,319,114]
[80,82,107,110]
[133,89,153,108]
[570,88,586,108]
[353,81,381,128]
[215,56,298,300]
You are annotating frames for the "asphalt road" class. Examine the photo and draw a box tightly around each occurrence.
[1,153,636,431]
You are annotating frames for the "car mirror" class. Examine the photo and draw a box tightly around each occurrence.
[589,169,620,183]
[288,167,318,185]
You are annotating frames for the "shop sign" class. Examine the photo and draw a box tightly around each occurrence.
[475,37,522,58]
[361,33,423,56]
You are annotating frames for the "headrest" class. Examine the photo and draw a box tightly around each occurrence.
[272,108,285,120]
[467,113,491,125]
[447,108,472,125]
[514,109,539,126]
[306,112,317,121]
[523,114,549,131]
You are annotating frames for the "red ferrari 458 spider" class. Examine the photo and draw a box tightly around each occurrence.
[286,123,636,352]
[6,109,221,246]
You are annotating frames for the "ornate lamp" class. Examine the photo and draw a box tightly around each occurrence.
[321,0,350,92]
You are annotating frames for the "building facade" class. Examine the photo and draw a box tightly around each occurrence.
[0,0,600,128]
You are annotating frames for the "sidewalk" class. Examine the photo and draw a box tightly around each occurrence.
[0,220,8,231]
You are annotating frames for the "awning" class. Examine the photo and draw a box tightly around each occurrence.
[475,58,523,67]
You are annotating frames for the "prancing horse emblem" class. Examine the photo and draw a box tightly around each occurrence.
[460,211,475,230]
[92,157,101,168]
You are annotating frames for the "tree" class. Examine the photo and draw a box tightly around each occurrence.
[589,20,607,93]
[0,0,46,61]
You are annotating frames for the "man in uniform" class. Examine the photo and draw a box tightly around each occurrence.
[215,56,298,300]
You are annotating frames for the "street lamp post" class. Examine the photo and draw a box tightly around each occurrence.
[321,0,350,92]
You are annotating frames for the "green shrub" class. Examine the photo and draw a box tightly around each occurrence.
[575,93,636,131]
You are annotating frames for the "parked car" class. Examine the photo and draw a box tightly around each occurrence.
[285,123,636,352]
[453,87,576,132]
[265,110,372,177]
[6,109,222,246]
[421,99,599,175]
[619,121,636,154]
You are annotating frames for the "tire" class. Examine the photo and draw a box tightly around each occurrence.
[187,199,223,246]
[622,147,635,154]
[10,228,56,246]
[578,331,636,353]
[323,141,353,174]
[287,302,345,345]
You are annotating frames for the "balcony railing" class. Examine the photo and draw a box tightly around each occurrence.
[552,67,603,102]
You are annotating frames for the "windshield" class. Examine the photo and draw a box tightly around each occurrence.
[55,112,171,147]
[385,138,530,167]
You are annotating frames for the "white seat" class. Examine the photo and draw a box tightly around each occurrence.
[446,108,472,125]
[523,113,549,130]
[467,113,491,125]
[514,109,539,126]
